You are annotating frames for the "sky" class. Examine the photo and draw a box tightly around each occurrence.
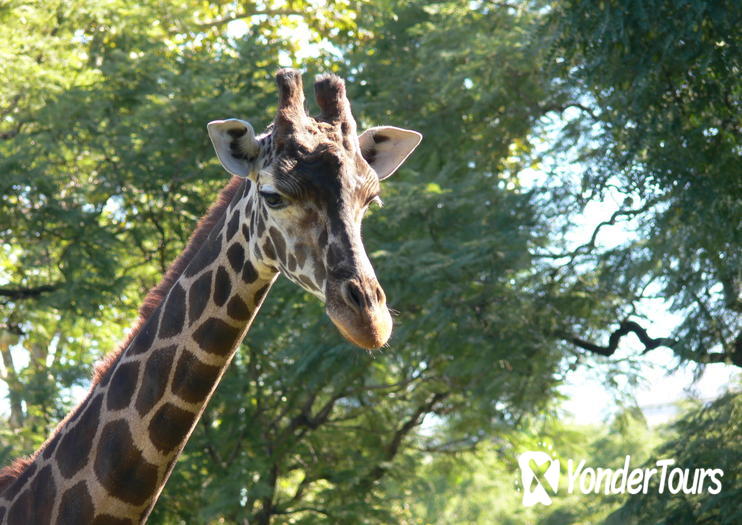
[560,321,740,426]
[551,189,740,426]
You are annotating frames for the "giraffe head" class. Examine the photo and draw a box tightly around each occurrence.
[207,69,421,349]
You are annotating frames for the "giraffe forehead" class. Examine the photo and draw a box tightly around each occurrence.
[270,141,378,206]
[275,115,352,150]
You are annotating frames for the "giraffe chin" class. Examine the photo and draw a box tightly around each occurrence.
[327,308,392,350]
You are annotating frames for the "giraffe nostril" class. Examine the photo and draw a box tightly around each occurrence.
[375,285,385,305]
[341,281,365,313]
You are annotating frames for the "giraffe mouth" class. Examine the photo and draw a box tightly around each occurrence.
[327,307,393,350]
[324,275,392,349]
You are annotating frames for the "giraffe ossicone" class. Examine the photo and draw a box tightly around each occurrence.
[0,69,421,524]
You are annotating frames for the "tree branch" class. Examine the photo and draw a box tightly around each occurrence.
[0,121,24,141]
[533,198,663,262]
[567,320,676,357]
[540,102,599,121]
[272,506,330,517]
[187,8,306,32]
[412,436,481,455]
[567,321,741,367]
[0,284,61,300]
[200,413,225,469]
[358,391,449,489]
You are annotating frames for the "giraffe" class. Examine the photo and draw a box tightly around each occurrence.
[0,69,421,524]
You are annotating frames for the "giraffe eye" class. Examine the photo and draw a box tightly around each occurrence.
[260,189,286,209]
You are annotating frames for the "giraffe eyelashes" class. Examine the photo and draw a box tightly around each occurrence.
[259,188,287,209]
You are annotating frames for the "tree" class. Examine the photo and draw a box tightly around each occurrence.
[545,0,742,366]
[1,0,739,523]
[607,392,741,525]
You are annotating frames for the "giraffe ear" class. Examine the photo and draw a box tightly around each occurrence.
[358,126,422,180]
[207,119,262,178]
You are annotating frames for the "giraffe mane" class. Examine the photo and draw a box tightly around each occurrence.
[93,175,245,385]
[0,457,33,495]
[0,175,245,495]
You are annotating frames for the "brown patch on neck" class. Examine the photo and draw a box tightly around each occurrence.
[93,176,245,385]
[0,457,33,495]
[0,177,246,495]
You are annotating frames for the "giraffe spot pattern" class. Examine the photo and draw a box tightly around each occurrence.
[213,266,231,307]
[227,243,245,273]
[6,488,30,525]
[158,283,186,339]
[314,263,327,290]
[184,233,222,278]
[254,284,270,305]
[318,228,328,249]
[241,223,250,241]
[57,393,103,479]
[288,253,297,272]
[107,361,140,411]
[128,311,159,355]
[301,208,319,228]
[135,345,177,417]
[295,243,307,267]
[262,238,276,260]
[326,243,342,269]
[172,350,221,404]
[7,465,55,525]
[226,210,240,241]
[42,431,61,460]
[227,295,251,321]
[256,213,265,237]
[242,178,252,198]
[188,270,212,326]
[66,395,88,426]
[241,260,258,284]
[329,214,345,236]
[192,317,241,356]
[57,481,94,524]
[2,461,36,499]
[269,227,286,263]
[298,275,319,292]
[148,403,197,453]
[139,502,156,524]
[94,420,158,506]
[93,515,133,525]
[32,466,55,521]
[206,211,227,242]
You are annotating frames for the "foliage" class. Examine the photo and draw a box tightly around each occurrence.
[393,395,740,525]
[607,392,742,525]
[0,0,739,523]
[547,0,742,366]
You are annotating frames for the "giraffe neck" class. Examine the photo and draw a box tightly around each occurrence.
[0,177,279,524]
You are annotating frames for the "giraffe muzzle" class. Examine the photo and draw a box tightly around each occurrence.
[326,277,392,349]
